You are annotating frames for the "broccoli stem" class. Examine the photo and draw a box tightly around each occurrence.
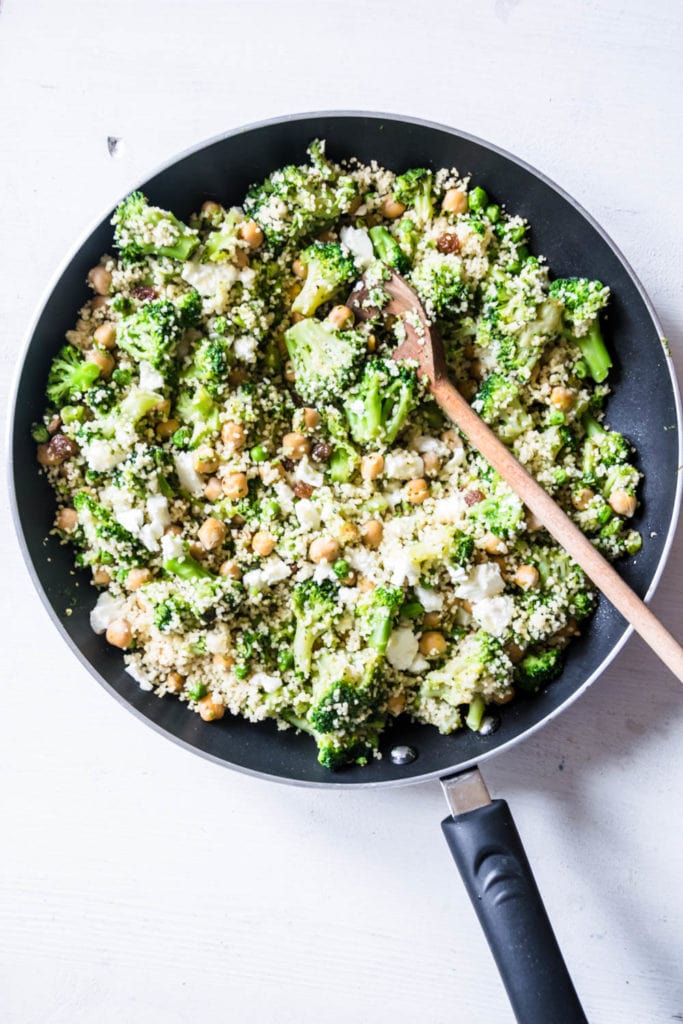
[574,321,612,383]
[465,696,486,731]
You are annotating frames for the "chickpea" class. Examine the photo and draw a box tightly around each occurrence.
[441,429,463,450]
[204,476,223,501]
[303,407,321,431]
[309,536,340,564]
[106,618,132,649]
[361,453,384,481]
[513,564,540,590]
[213,653,235,670]
[165,524,182,536]
[221,421,246,451]
[441,188,468,215]
[526,509,543,532]
[337,521,360,546]
[88,265,112,295]
[550,386,576,412]
[405,478,429,504]
[198,695,226,722]
[360,519,383,549]
[419,631,447,658]
[55,507,78,532]
[92,567,111,586]
[198,516,226,551]
[222,472,249,500]
[422,450,441,475]
[239,219,264,249]
[166,671,185,693]
[89,295,108,311]
[367,333,377,353]
[572,487,594,511]
[292,257,307,279]
[287,281,303,302]
[86,348,115,378]
[327,305,354,330]
[481,533,507,555]
[219,559,242,579]
[609,489,637,518]
[387,693,406,716]
[282,432,310,460]
[492,689,516,705]
[93,322,116,349]
[189,541,205,560]
[380,195,406,219]
[126,567,152,591]
[193,446,219,474]
[252,531,276,557]
[156,418,180,440]
[504,642,525,664]
[284,360,296,383]
[203,200,224,218]
[423,611,441,630]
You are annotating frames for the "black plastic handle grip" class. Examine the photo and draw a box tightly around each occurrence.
[442,799,587,1024]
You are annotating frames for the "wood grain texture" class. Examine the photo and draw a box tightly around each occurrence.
[1,2,682,1023]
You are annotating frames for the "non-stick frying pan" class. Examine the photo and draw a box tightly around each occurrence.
[8,113,682,1023]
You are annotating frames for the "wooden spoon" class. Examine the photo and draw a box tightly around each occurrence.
[347,272,683,682]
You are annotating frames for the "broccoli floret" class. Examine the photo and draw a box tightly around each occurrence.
[244,142,358,251]
[316,734,374,771]
[392,168,434,225]
[117,300,184,376]
[153,595,195,633]
[112,191,198,261]
[451,530,475,568]
[175,385,220,447]
[46,345,101,405]
[324,408,360,483]
[307,651,382,734]
[549,277,612,383]
[185,334,232,399]
[571,591,596,621]
[470,475,524,539]
[291,580,340,677]
[284,317,366,404]
[203,210,240,263]
[357,585,404,655]
[410,251,468,319]
[72,490,144,566]
[515,647,563,691]
[472,372,533,442]
[176,289,203,327]
[368,225,410,274]
[582,413,631,479]
[397,218,420,260]
[291,242,356,317]
[343,358,418,445]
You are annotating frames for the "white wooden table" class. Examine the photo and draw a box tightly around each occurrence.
[1,2,682,1021]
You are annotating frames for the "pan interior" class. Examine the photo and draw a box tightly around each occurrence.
[10,113,681,786]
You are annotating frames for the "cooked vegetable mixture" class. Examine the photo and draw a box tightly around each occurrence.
[35,141,642,769]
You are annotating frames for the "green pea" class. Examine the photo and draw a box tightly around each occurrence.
[262,499,280,519]
[234,665,249,681]
[250,444,268,462]
[574,359,588,379]
[506,260,521,274]
[61,405,85,425]
[625,530,642,555]
[31,422,50,443]
[333,559,350,580]
[485,204,500,223]
[187,682,207,701]
[508,223,527,243]
[553,467,569,484]
[468,186,488,211]
[548,410,566,426]
[517,245,530,263]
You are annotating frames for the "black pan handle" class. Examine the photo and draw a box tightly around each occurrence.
[441,780,587,1024]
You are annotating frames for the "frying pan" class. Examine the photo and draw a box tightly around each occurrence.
[8,112,682,1023]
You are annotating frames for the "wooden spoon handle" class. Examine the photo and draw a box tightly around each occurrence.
[432,376,683,682]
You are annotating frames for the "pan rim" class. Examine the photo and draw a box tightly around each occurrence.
[7,109,683,789]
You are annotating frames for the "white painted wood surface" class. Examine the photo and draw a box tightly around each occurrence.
[1,1,682,1021]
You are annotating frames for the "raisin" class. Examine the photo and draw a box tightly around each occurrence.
[463,489,484,507]
[436,232,460,255]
